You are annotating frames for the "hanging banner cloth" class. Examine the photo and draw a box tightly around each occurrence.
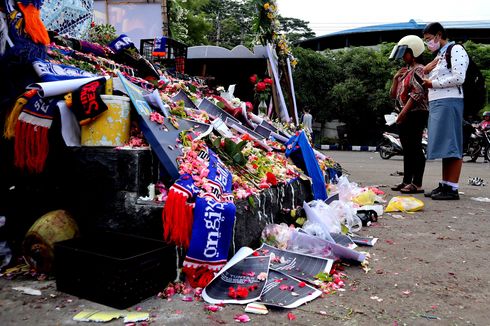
[285,131,327,200]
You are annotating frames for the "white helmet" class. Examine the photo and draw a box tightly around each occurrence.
[389,35,425,60]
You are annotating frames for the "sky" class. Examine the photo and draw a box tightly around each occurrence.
[276,0,490,36]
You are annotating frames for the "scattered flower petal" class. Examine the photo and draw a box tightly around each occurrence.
[234,314,251,323]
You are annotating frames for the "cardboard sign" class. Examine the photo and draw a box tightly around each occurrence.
[172,89,198,110]
[117,72,210,181]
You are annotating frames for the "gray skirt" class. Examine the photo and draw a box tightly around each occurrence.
[427,98,464,160]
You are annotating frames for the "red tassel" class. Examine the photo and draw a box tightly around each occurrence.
[14,121,49,173]
[182,266,215,288]
[162,187,193,248]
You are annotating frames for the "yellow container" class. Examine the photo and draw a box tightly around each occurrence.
[81,95,131,146]
[23,210,79,273]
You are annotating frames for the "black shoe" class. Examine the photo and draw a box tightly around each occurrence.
[431,184,460,200]
[424,183,443,197]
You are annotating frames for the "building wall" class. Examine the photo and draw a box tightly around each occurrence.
[93,1,163,47]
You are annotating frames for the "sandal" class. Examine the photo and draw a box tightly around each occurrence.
[400,183,424,194]
[391,183,407,191]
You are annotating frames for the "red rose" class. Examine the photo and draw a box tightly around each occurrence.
[266,172,278,186]
[236,286,249,298]
[249,74,257,84]
[228,287,237,299]
[263,78,273,85]
[245,102,253,112]
[255,82,267,92]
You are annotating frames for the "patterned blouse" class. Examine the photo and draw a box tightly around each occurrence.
[395,64,428,112]
[427,42,469,101]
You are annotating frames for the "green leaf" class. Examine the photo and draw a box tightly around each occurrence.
[224,138,237,155]
[235,140,248,152]
[248,196,255,208]
[315,272,333,282]
[212,137,222,149]
[232,152,246,166]
[188,84,197,93]
[216,101,225,109]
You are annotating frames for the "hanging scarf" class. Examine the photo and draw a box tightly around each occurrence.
[32,59,96,82]
[3,89,37,139]
[14,92,58,173]
[182,148,235,288]
[182,196,236,288]
[162,173,200,248]
[285,131,327,200]
[71,77,108,125]
[162,145,236,288]
[152,37,167,57]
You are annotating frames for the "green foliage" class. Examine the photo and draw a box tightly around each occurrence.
[169,0,213,45]
[172,0,314,49]
[203,0,256,49]
[278,16,315,44]
[292,46,396,144]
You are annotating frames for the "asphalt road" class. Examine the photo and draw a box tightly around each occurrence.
[1,151,489,325]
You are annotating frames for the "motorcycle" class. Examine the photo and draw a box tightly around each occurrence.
[378,130,428,160]
[463,122,490,162]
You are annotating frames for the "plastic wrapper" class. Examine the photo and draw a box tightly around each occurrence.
[303,200,341,236]
[358,204,384,217]
[261,224,366,263]
[261,223,292,250]
[385,196,424,213]
[352,190,376,206]
[329,200,362,233]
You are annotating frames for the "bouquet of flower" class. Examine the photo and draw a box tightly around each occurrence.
[86,22,117,46]
[250,74,273,103]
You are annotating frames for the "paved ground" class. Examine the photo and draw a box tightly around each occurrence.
[1,151,489,325]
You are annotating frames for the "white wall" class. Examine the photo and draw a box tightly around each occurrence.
[94,2,163,48]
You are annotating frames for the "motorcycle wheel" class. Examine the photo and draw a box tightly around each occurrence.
[470,144,481,162]
[484,145,490,162]
[379,141,393,160]
[466,139,481,161]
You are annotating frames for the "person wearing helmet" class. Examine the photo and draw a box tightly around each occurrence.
[422,22,469,200]
[480,111,490,130]
[389,35,429,194]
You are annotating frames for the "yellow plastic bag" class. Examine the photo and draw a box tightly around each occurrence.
[352,190,376,206]
[385,196,424,213]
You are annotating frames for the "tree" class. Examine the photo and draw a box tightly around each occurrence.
[167,0,318,57]
[169,0,213,46]
[292,46,395,144]
[278,16,315,44]
[203,0,256,48]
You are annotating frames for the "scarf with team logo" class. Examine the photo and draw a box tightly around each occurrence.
[162,146,236,288]
[14,92,59,173]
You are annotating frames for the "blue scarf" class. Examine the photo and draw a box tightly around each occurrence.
[163,146,236,288]
[33,59,96,82]
[285,131,327,200]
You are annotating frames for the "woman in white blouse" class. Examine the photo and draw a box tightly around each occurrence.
[422,22,469,200]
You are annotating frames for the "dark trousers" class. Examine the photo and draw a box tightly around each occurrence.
[398,110,428,187]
